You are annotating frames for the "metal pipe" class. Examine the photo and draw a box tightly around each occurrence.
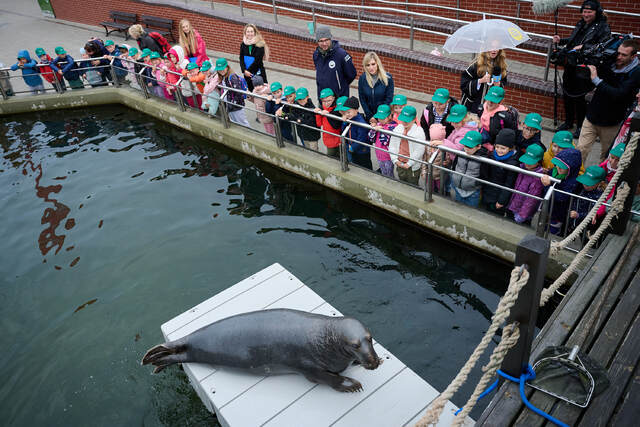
[273,0,278,24]
[409,17,414,51]
[426,163,434,202]
[189,80,198,109]
[340,124,350,172]
[274,115,284,148]
[138,67,150,99]
[109,58,120,88]
[439,150,446,196]
[240,0,244,16]
[312,7,316,32]
[357,11,362,41]
[175,77,187,112]
[219,90,231,129]
[543,41,552,82]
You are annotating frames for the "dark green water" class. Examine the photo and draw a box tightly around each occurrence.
[0,106,511,425]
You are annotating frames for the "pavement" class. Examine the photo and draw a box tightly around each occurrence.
[0,0,602,165]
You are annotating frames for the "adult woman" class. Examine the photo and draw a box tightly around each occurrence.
[84,38,111,83]
[357,51,394,123]
[239,24,269,92]
[128,24,164,54]
[460,49,508,115]
[178,19,209,66]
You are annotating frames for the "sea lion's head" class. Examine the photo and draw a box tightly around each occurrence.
[340,318,381,370]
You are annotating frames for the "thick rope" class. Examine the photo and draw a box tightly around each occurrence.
[540,183,631,306]
[415,266,530,427]
[451,322,521,426]
[549,132,639,257]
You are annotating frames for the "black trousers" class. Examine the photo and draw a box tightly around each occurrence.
[563,94,586,128]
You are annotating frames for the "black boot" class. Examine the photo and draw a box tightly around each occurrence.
[573,127,581,139]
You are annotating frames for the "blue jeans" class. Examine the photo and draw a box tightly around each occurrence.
[453,186,481,207]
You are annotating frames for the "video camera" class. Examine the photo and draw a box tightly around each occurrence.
[550,34,633,68]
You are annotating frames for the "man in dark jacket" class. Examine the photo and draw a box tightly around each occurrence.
[577,39,640,162]
[552,0,610,137]
[313,26,357,101]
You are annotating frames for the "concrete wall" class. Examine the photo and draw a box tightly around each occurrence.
[0,88,573,278]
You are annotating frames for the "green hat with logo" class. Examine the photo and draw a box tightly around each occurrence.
[577,165,606,186]
[524,113,542,130]
[552,130,574,148]
[150,51,161,60]
[270,82,282,92]
[390,94,407,106]
[432,88,450,104]
[373,104,391,120]
[186,62,199,70]
[484,86,505,103]
[214,57,228,71]
[519,144,544,165]
[610,143,625,158]
[139,48,151,58]
[105,40,115,47]
[200,60,212,72]
[551,156,569,170]
[295,87,309,101]
[446,104,468,123]
[336,95,348,108]
[460,130,483,148]
[128,47,139,56]
[35,47,46,56]
[398,105,417,122]
[54,46,66,55]
[283,85,296,96]
[319,88,335,99]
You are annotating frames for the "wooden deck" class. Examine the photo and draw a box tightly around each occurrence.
[477,228,640,426]
[160,263,472,427]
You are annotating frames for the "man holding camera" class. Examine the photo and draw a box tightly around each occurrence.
[577,39,640,162]
[552,0,610,138]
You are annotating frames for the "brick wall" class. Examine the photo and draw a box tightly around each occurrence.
[50,0,562,119]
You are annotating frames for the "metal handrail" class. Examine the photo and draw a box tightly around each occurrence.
[515,0,639,18]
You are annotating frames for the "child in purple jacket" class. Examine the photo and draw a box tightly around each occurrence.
[508,144,545,225]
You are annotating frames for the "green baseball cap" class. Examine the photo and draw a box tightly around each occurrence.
[336,96,348,107]
[484,86,505,103]
[446,104,467,123]
[577,165,606,186]
[432,88,450,104]
[105,40,115,47]
[54,46,66,55]
[35,47,46,56]
[295,87,309,101]
[270,82,282,92]
[283,86,296,96]
[319,88,335,99]
[150,51,161,60]
[551,156,569,170]
[390,94,407,106]
[523,113,542,130]
[214,57,228,71]
[460,130,482,148]
[200,60,212,72]
[610,143,625,158]
[398,105,417,122]
[373,104,391,120]
[519,144,544,165]
[128,47,139,56]
[186,62,199,70]
[552,130,574,148]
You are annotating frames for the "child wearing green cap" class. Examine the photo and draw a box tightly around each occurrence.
[215,58,249,126]
[515,112,545,154]
[390,94,407,122]
[202,61,221,115]
[249,75,275,135]
[337,96,372,170]
[568,165,606,234]
[275,86,297,143]
[314,88,344,157]
[542,130,585,175]
[600,143,624,182]
[451,130,488,207]
[287,87,320,150]
[419,88,457,138]
[368,104,398,177]
[389,105,426,185]
[35,48,65,92]
[478,86,517,147]
[508,143,545,224]
[51,47,83,89]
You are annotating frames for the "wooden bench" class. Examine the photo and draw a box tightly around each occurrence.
[141,15,175,42]
[100,11,136,40]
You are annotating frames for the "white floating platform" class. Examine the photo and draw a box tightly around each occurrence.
[161,263,472,427]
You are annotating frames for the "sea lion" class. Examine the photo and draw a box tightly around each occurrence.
[142,308,381,392]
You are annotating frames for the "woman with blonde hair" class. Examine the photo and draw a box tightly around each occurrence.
[128,24,164,55]
[178,19,209,66]
[357,51,394,123]
[460,49,508,115]
[239,23,270,91]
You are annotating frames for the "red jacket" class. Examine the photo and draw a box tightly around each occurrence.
[315,104,342,148]
[39,54,62,84]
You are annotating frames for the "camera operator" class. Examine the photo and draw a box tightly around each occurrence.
[577,39,640,162]
[552,0,610,138]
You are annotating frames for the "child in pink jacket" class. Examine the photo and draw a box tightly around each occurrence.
[249,75,274,135]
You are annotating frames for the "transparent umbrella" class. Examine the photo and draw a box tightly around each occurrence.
[443,19,530,54]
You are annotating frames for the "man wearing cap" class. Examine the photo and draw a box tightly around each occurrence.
[419,88,458,138]
[577,39,640,163]
[552,0,610,137]
[508,144,545,224]
[313,26,357,101]
[51,47,83,89]
[388,105,426,185]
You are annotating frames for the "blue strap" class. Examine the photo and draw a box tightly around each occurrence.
[454,365,570,427]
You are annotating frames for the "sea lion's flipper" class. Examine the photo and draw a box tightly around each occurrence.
[303,371,363,393]
[141,343,188,373]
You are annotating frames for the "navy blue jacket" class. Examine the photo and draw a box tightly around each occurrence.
[342,113,370,156]
[51,54,81,81]
[357,73,394,121]
[547,148,583,222]
[570,187,603,225]
[515,129,546,153]
[10,50,43,87]
[313,41,357,100]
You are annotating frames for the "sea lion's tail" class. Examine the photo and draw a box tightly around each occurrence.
[141,342,188,373]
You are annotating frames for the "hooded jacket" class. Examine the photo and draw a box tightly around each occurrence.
[547,148,583,221]
[168,45,189,70]
[37,53,61,84]
[11,50,43,87]
[357,72,394,121]
[313,41,357,100]
[508,165,545,221]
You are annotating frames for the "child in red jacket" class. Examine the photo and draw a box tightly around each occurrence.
[35,47,64,91]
